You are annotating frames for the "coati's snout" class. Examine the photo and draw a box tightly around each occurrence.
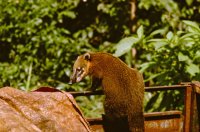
[69,67,86,84]
[69,53,91,84]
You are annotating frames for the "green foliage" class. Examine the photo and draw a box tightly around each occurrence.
[76,95,104,118]
[137,0,200,32]
[141,21,200,85]
[114,21,200,112]
[0,0,132,91]
[0,0,79,91]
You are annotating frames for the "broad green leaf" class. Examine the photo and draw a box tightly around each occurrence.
[180,32,198,41]
[186,0,193,6]
[166,31,173,40]
[148,39,168,50]
[149,28,167,37]
[183,20,200,33]
[152,41,168,50]
[114,36,139,57]
[148,39,167,42]
[61,28,71,35]
[64,11,76,19]
[144,72,166,82]
[194,51,200,59]
[186,63,200,76]
[152,92,165,110]
[137,25,144,39]
[178,52,189,61]
[139,62,156,73]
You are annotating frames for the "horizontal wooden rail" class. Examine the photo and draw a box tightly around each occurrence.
[69,85,189,97]
[87,110,182,122]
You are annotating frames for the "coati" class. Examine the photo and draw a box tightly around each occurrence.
[69,52,144,132]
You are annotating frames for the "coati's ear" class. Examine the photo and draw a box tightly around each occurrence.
[84,53,91,61]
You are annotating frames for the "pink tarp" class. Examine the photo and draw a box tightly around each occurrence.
[0,87,91,132]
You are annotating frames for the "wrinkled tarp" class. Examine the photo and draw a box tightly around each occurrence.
[0,87,91,132]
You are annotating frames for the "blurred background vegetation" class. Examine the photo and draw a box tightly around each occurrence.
[0,0,199,117]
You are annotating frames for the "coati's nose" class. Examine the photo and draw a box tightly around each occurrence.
[69,71,77,84]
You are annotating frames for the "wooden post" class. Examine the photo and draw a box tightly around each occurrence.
[183,85,193,132]
[192,81,200,132]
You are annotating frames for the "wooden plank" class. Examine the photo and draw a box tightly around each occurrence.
[88,111,182,132]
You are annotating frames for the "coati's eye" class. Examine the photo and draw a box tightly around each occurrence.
[77,67,82,71]
[76,67,84,77]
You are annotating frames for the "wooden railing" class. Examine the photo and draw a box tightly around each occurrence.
[69,82,200,132]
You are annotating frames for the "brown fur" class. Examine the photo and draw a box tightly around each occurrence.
[70,52,144,132]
